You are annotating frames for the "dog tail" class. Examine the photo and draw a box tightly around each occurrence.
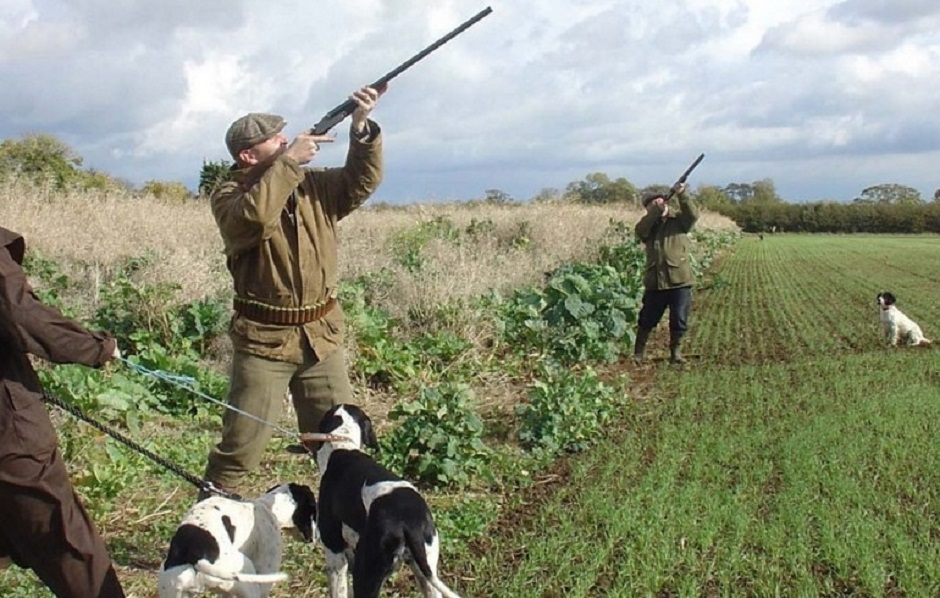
[428,577,462,598]
[403,531,462,598]
[195,559,288,584]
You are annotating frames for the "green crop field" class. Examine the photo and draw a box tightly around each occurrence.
[459,235,940,597]
[690,235,940,365]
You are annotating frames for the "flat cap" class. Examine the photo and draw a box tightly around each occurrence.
[642,192,666,207]
[225,113,287,158]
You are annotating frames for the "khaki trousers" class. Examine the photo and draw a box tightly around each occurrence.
[203,343,354,492]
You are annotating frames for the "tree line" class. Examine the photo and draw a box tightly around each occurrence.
[3,134,939,233]
[0,133,208,202]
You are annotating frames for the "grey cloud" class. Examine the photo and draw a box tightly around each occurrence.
[543,1,736,69]
[699,72,851,131]
[699,75,940,161]
[756,21,892,56]
[63,0,245,40]
[336,0,745,177]
[0,48,185,139]
[0,0,245,143]
[827,0,940,26]
[846,119,940,155]
[757,0,940,57]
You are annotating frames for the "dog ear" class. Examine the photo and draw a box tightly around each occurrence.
[288,483,318,543]
[361,416,379,450]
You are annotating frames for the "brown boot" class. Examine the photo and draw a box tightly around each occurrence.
[633,327,652,364]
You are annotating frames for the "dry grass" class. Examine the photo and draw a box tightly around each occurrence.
[344,201,736,308]
[0,180,737,313]
[0,181,229,312]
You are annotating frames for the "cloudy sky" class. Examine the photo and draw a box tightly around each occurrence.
[2,0,939,203]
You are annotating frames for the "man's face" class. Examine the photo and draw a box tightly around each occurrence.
[241,132,288,166]
[647,196,667,214]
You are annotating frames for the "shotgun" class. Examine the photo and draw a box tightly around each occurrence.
[664,153,705,201]
[309,6,494,135]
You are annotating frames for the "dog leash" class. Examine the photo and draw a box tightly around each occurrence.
[41,389,243,501]
[117,360,362,453]
[118,357,302,441]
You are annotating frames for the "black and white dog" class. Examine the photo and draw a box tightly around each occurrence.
[157,483,317,598]
[877,291,931,347]
[302,405,461,598]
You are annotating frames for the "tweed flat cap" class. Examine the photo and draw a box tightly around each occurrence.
[225,113,287,157]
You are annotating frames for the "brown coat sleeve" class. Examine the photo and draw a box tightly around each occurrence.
[310,119,384,222]
[0,244,115,368]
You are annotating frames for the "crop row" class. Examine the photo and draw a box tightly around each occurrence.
[689,235,940,366]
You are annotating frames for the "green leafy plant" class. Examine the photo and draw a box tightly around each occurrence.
[380,383,492,488]
[342,278,476,391]
[38,365,152,429]
[22,249,72,312]
[177,296,230,355]
[341,279,418,390]
[516,361,621,455]
[497,260,643,364]
[84,254,230,415]
[91,254,178,348]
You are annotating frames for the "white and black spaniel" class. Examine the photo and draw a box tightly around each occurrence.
[877,291,931,347]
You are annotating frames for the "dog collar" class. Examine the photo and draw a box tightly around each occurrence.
[299,432,356,448]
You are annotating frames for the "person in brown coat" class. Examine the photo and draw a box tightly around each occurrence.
[201,85,385,496]
[0,227,125,597]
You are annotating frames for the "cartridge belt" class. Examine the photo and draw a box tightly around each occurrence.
[233,296,336,325]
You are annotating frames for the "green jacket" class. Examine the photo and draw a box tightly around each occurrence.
[211,121,383,363]
[634,192,699,290]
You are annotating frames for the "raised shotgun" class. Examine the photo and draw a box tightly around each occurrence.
[664,153,705,201]
[309,6,494,135]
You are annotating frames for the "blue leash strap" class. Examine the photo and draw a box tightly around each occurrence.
[118,357,301,440]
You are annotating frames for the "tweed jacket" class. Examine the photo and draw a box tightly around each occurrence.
[210,121,383,363]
